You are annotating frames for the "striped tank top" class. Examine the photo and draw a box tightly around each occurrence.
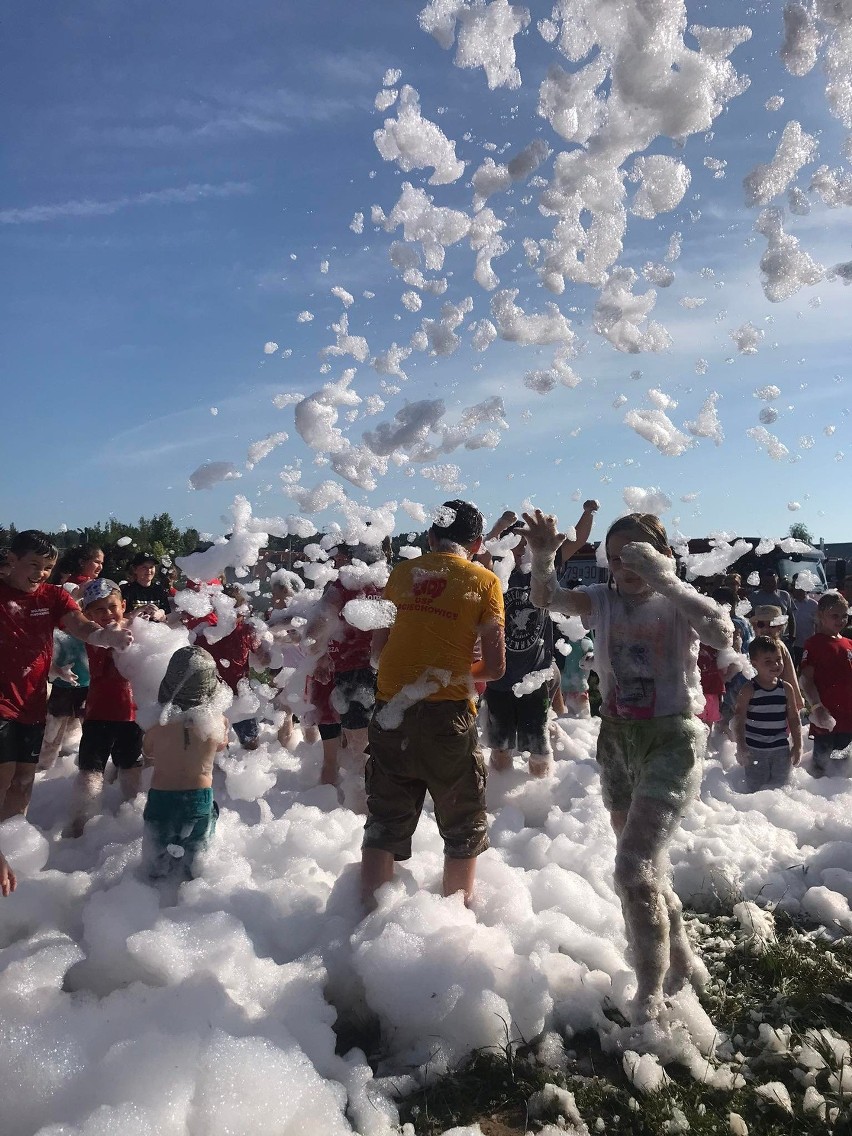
[744,680,789,750]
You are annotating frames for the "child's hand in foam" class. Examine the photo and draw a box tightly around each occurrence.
[520,509,567,556]
[619,541,676,587]
[809,704,837,731]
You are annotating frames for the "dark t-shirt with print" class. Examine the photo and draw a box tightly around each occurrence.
[487,568,553,693]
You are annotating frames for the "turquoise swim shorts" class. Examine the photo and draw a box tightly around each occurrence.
[142,787,219,880]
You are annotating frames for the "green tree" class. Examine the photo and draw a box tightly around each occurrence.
[788,522,814,544]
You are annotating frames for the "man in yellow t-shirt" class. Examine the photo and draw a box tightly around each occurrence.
[361,500,505,909]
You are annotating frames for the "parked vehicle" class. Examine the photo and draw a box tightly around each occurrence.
[557,537,827,591]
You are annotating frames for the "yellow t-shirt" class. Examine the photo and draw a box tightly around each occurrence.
[377,552,504,707]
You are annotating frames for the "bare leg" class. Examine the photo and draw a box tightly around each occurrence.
[343,726,369,759]
[528,751,553,778]
[38,714,69,769]
[302,724,320,745]
[612,797,683,1023]
[0,762,16,817]
[360,847,394,910]
[320,736,340,785]
[552,684,566,716]
[443,856,477,905]
[489,747,512,772]
[0,762,37,820]
[277,713,294,748]
[118,765,142,800]
[64,770,103,837]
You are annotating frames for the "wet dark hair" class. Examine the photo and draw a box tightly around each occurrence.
[429,500,484,547]
[712,586,738,609]
[10,530,58,559]
[748,634,781,661]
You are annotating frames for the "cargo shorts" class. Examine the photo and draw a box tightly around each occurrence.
[364,699,489,861]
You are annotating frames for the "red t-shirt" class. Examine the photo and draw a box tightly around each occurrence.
[85,644,136,722]
[802,633,852,734]
[325,581,380,672]
[0,581,80,724]
[698,645,725,697]
[198,621,260,693]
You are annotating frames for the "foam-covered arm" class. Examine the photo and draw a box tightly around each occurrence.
[620,543,733,649]
[522,509,589,615]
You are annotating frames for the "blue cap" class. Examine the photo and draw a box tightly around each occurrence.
[80,578,121,608]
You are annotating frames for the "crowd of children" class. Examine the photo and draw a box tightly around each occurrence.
[1,517,850,1024]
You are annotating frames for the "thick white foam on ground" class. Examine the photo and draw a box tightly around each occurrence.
[2,720,850,1135]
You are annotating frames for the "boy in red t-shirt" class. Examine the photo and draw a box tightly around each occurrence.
[65,579,143,837]
[0,530,133,820]
[196,585,271,750]
[800,593,852,778]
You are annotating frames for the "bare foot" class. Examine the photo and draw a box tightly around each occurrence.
[630,991,666,1025]
[62,817,87,840]
[664,954,709,997]
[320,763,338,786]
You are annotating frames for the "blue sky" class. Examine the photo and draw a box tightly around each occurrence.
[2,0,850,545]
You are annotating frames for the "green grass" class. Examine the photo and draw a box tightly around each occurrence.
[394,912,852,1135]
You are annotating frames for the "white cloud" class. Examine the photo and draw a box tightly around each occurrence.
[0,181,252,226]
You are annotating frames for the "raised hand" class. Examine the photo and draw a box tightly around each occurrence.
[128,603,166,623]
[520,510,567,556]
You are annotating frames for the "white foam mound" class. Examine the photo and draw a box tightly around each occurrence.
[4,716,852,1134]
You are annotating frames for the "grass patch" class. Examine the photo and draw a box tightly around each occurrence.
[396,912,852,1135]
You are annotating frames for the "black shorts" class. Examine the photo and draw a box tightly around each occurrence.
[332,667,376,731]
[482,686,551,757]
[78,720,144,772]
[0,718,45,765]
[46,685,88,719]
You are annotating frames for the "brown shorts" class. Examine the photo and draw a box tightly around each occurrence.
[364,699,488,861]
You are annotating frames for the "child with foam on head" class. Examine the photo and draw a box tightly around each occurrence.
[142,646,229,881]
[799,592,852,778]
[65,578,145,838]
[523,508,733,1024]
[733,636,802,791]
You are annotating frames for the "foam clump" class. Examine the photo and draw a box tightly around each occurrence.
[352,888,552,1072]
[188,461,242,491]
[756,207,824,302]
[730,322,765,355]
[743,120,818,206]
[374,85,465,185]
[0,816,49,875]
[342,597,397,631]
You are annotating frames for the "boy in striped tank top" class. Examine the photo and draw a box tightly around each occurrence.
[733,636,802,792]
